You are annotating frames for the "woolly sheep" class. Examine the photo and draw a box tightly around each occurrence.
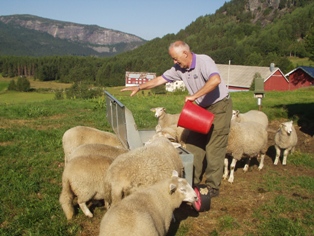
[62,126,125,164]
[150,107,180,128]
[59,154,113,220]
[68,143,128,163]
[103,136,184,207]
[150,107,187,147]
[99,170,197,236]
[223,119,268,183]
[232,110,269,130]
[274,120,298,165]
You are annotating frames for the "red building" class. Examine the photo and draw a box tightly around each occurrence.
[285,66,314,90]
[125,72,156,87]
[264,69,290,91]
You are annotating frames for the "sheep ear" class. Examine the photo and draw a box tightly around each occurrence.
[150,108,156,112]
[172,170,178,177]
[236,110,240,115]
[169,183,177,194]
[163,107,166,111]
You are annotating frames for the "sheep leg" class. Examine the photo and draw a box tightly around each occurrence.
[228,158,237,184]
[243,157,251,172]
[223,158,229,180]
[258,154,265,170]
[282,148,290,165]
[78,202,93,218]
[274,145,281,165]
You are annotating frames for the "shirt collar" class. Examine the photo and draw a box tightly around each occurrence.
[188,53,196,71]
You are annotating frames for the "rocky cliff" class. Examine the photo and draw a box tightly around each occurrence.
[0,14,146,54]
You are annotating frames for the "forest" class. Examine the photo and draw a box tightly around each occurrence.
[0,0,313,87]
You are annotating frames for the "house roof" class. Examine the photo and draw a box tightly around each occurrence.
[285,66,314,79]
[217,64,281,88]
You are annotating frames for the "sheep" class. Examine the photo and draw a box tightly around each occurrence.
[232,110,269,130]
[99,170,197,236]
[150,107,180,128]
[59,154,113,220]
[274,120,298,165]
[150,107,187,147]
[68,143,128,163]
[103,136,184,207]
[223,119,268,183]
[62,126,125,164]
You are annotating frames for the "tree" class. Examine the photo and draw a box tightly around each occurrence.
[304,27,314,61]
[16,77,31,92]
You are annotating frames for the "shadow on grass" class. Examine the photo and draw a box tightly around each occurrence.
[272,103,314,136]
[167,203,199,236]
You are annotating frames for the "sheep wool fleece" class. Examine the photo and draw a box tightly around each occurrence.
[186,96,233,189]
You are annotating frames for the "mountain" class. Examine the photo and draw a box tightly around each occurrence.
[0,14,146,57]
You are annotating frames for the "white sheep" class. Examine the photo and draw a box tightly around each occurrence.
[103,136,184,207]
[62,126,125,164]
[68,143,128,163]
[232,110,269,130]
[274,120,298,165]
[59,154,113,220]
[99,170,197,236]
[150,107,180,128]
[150,107,187,147]
[223,120,268,183]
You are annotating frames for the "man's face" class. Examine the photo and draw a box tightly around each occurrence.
[169,48,190,69]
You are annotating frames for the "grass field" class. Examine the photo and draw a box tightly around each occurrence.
[0,79,314,235]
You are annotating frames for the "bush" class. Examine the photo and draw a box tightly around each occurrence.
[65,82,103,99]
[8,79,17,91]
[16,77,31,92]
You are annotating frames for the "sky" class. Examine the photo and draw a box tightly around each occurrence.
[0,0,230,40]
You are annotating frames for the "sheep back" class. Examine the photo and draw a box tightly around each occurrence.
[233,110,269,130]
[104,136,184,206]
[227,120,268,160]
[62,126,124,163]
[68,143,128,163]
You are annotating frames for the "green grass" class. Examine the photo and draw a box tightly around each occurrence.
[0,87,314,235]
[289,57,314,67]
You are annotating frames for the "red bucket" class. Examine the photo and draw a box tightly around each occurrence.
[177,101,214,134]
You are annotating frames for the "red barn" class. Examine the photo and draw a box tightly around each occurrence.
[285,66,314,90]
[217,64,288,91]
[125,72,156,87]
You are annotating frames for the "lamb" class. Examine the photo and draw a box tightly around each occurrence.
[150,107,180,128]
[274,120,298,165]
[68,143,128,163]
[99,170,197,236]
[232,110,269,130]
[62,126,125,164]
[59,154,113,220]
[103,136,184,207]
[223,119,268,183]
[150,107,187,147]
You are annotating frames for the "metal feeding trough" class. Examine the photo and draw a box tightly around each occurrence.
[105,91,210,212]
[104,91,194,186]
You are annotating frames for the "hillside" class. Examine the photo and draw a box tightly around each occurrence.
[0,14,146,57]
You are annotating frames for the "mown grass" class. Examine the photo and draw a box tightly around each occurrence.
[0,85,314,235]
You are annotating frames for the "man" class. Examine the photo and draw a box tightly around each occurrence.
[121,40,232,197]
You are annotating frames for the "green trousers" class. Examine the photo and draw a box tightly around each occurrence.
[185,96,233,189]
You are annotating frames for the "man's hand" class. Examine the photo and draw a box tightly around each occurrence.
[120,86,140,96]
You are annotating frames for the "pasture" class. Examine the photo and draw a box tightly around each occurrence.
[0,78,313,235]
